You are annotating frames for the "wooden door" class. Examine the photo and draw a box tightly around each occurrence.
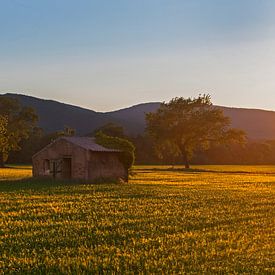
[62,158,72,179]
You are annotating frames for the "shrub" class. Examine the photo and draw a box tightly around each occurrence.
[95,131,135,170]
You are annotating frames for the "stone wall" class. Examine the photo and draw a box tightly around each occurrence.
[32,139,87,179]
[88,151,127,181]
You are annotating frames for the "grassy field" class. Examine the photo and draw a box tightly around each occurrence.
[0,165,274,273]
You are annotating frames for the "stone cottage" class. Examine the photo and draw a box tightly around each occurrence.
[32,136,128,182]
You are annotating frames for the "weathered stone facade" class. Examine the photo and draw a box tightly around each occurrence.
[32,137,128,182]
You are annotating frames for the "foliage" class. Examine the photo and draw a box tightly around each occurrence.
[0,115,8,154]
[93,122,126,138]
[95,131,135,170]
[130,134,159,164]
[8,126,78,164]
[0,165,274,273]
[193,140,275,165]
[131,136,275,165]
[146,94,246,168]
[0,97,37,166]
[8,128,50,164]
[58,126,76,137]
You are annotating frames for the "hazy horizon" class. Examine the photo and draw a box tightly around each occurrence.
[1,0,275,111]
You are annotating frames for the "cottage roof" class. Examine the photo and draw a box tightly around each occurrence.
[32,136,121,158]
[62,137,121,152]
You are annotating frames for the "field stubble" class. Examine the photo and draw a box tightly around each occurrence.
[0,165,274,273]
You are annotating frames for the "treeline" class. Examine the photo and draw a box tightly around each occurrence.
[193,141,275,165]
[133,136,275,165]
[8,126,275,165]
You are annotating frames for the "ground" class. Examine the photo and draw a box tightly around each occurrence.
[0,165,274,273]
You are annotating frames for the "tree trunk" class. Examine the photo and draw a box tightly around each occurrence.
[125,169,129,183]
[0,152,5,168]
[183,151,190,169]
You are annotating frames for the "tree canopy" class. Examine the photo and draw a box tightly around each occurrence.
[0,97,37,167]
[146,94,246,168]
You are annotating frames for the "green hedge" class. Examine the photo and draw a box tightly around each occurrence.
[95,131,135,170]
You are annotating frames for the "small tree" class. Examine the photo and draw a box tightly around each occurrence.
[95,131,135,181]
[0,97,37,167]
[58,126,76,137]
[146,94,246,169]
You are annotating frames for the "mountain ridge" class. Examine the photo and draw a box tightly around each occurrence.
[1,93,275,140]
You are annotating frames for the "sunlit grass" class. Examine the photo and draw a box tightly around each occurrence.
[0,165,274,273]
[0,165,32,181]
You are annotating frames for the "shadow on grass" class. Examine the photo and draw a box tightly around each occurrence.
[0,177,80,192]
[0,177,129,192]
[142,167,275,175]
[3,165,32,170]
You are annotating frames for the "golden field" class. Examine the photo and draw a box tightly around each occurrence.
[0,165,274,273]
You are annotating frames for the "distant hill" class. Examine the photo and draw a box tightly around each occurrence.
[0,93,120,134]
[1,93,275,140]
[220,106,275,140]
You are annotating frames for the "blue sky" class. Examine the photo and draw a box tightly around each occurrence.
[1,0,275,111]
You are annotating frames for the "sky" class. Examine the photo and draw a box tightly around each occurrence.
[1,0,275,111]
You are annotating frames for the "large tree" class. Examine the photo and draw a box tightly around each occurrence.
[146,94,246,169]
[0,97,37,167]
